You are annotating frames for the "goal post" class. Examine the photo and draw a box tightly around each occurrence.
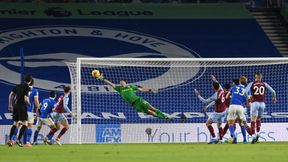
[67,57,288,144]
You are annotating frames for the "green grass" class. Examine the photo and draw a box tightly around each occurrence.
[0,142,288,162]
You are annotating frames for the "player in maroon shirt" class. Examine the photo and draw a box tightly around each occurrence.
[195,75,227,144]
[44,86,75,145]
[245,72,276,144]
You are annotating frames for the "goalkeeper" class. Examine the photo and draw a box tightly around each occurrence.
[95,73,169,119]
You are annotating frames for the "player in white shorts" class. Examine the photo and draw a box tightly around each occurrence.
[32,91,57,145]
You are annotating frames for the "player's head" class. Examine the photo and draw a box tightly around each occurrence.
[24,74,32,84]
[63,86,71,95]
[119,80,127,86]
[212,82,220,91]
[232,79,239,85]
[29,79,34,86]
[239,76,247,85]
[255,72,263,81]
[224,83,231,91]
[50,90,56,99]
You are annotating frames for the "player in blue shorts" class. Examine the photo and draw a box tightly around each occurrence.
[33,91,57,145]
[226,76,248,144]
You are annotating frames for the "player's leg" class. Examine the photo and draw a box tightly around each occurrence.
[250,102,259,144]
[33,117,43,145]
[227,105,237,143]
[45,113,60,144]
[148,106,167,119]
[55,117,69,145]
[222,110,229,136]
[255,102,265,143]
[206,118,217,144]
[134,98,167,119]
[8,105,19,146]
[24,112,34,147]
[216,112,225,144]
[238,108,247,144]
[15,106,28,147]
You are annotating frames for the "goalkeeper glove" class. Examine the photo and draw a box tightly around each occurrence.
[96,75,105,81]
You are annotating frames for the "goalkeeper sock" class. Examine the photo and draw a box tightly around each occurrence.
[229,125,235,138]
[240,126,247,142]
[155,109,166,119]
[33,130,39,143]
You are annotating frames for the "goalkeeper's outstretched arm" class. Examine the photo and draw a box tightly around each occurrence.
[138,87,158,93]
[103,79,116,88]
[95,74,116,88]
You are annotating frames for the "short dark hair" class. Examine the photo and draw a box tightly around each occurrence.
[255,72,262,77]
[64,86,71,93]
[239,76,247,85]
[29,79,34,86]
[50,91,56,98]
[224,83,231,90]
[213,82,220,90]
[232,79,239,85]
[24,74,32,83]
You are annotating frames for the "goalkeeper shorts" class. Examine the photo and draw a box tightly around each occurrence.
[131,98,151,113]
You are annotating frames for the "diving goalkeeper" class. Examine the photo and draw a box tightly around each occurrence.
[95,73,169,120]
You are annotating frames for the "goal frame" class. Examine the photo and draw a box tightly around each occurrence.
[73,57,288,144]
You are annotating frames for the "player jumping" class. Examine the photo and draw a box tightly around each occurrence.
[245,72,277,144]
[33,91,57,145]
[44,86,75,145]
[95,74,169,120]
[195,75,227,144]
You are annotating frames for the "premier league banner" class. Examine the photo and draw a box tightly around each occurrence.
[0,3,282,127]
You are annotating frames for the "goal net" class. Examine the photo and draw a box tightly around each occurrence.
[66,58,288,144]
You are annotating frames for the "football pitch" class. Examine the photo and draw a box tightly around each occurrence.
[1,142,288,162]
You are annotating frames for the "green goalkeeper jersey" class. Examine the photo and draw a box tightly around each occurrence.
[114,85,140,105]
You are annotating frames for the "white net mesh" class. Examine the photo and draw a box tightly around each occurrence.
[67,58,288,144]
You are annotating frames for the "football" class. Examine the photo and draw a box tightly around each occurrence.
[92,69,101,77]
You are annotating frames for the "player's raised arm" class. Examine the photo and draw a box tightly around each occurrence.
[138,87,158,93]
[103,79,116,88]
[92,70,116,88]
[195,89,217,104]
[264,82,277,103]
[210,75,223,90]
[211,75,219,83]
[203,101,215,112]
